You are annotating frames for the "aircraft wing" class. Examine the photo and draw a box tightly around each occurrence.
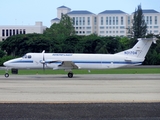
[46,60,79,69]
[58,61,79,69]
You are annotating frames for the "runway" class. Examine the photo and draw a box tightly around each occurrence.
[0,74,160,103]
[0,74,160,119]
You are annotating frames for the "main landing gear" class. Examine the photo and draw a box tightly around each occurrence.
[68,72,73,78]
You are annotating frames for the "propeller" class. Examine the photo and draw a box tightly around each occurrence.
[40,50,46,72]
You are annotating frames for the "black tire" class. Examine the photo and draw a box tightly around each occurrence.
[4,73,9,78]
[68,72,73,78]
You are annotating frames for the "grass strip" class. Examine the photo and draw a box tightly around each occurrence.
[0,68,160,75]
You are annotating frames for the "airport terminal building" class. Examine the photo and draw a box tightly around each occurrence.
[0,6,160,41]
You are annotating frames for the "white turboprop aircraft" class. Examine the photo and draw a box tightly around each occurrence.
[3,38,158,78]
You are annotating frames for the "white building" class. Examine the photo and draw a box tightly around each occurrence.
[142,10,160,35]
[68,11,97,35]
[51,6,160,37]
[0,21,47,41]
[97,10,129,37]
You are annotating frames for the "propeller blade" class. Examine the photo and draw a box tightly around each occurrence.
[42,50,45,72]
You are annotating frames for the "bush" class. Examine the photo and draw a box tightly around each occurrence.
[0,56,15,66]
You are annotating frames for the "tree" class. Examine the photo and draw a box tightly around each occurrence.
[59,14,75,36]
[44,14,75,39]
[132,4,147,39]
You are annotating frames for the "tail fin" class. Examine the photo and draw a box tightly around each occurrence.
[115,38,158,58]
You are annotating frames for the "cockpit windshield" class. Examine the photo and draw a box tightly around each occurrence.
[22,54,32,59]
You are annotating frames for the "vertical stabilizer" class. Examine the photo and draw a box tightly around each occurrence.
[115,38,158,58]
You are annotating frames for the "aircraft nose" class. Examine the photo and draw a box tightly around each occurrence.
[3,61,9,67]
[3,62,7,66]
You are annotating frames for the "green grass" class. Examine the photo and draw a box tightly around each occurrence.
[0,68,160,75]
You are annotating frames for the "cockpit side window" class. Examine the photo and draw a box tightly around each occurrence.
[22,54,32,59]
[23,55,27,58]
[28,55,32,59]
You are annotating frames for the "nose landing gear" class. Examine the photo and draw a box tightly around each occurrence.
[4,73,9,78]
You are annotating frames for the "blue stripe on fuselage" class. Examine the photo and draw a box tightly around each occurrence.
[10,60,142,65]
[11,60,33,63]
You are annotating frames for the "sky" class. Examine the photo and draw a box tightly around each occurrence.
[1,0,160,27]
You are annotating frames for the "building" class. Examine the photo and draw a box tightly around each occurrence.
[0,21,47,41]
[51,6,160,37]
[142,10,160,35]
[97,10,129,37]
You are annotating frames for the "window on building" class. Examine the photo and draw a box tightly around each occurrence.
[23,29,26,34]
[155,16,157,24]
[100,26,104,29]
[20,29,22,34]
[120,31,125,33]
[150,16,152,24]
[113,17,115,25]
[6,29,8,36]
[2,29,5,36]
[100,31,104,34]
[120,26,125,29]
[16,29,19,34]
[73,17,75,25]
[86,27,91,29]
[106,17,108,25]
[146,16,149,24]
[83,17,85,25]
[10,29,12,36]
[87,31,91,34]
[154,30,158,33]
[87,17,90,25]
[101,17,103,25]
[13,29,15,35]
[154,26,159,28]
[116,17,118,25]
[2,38,5,41]
[128,16,130,25]
[76,17,78,25]
[94,17,97,25]
[121,17,123,25]
[79,17,82,25]
[109,17,111,25]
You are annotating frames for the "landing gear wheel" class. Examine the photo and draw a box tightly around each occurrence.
[4,73,9,78]
[68,72,73,78]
